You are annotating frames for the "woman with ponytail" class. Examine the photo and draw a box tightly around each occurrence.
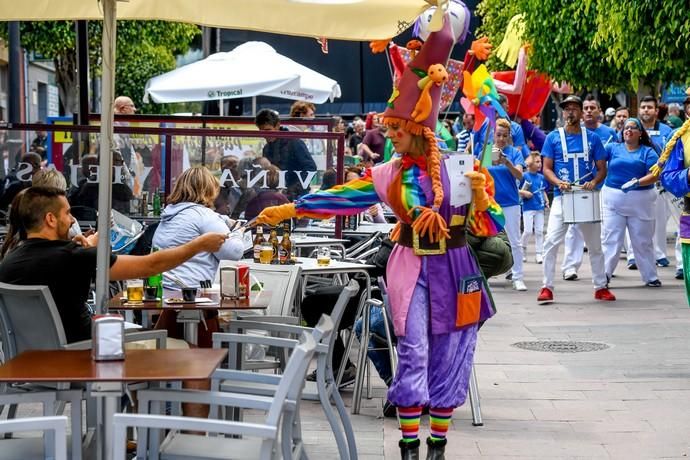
[256,5,504,459]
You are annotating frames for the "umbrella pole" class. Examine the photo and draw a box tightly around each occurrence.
[252,96,257,116]
[95,0,117,317]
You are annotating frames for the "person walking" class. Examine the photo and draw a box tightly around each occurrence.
[537,95,615,303]
[487,118,526,290]
[601,118,661,287]
[520,152,549,264]
[255,6,505,458]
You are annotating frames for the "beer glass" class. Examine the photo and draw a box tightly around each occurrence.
[317,246,331,266]
[126,279,144,303]
[259,243,274,264]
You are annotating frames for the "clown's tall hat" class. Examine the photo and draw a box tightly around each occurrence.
[381,13,457,135]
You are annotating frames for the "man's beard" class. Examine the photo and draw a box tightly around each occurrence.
[565,115,579,126]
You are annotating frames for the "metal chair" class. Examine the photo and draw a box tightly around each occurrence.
[114,330,320,460]
[215,262,303,372]
[0,281,167,455]
[218,280,361,460]
[0,416,69,460]
[0,390,74,460]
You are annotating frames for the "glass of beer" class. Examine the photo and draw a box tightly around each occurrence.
[259,243,274,264]
[126,279,144,303]
[317,246,331,266]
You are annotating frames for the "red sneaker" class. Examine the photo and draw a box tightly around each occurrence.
[537,287,553,303]
[594,288,616,301]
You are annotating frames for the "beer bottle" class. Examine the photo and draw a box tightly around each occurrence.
[279,222,291,265]
[252,226,265,263]
[269,228,280,264]
[146,247,163,299]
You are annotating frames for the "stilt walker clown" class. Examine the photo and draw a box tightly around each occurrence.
[657,118,690,304]
[255,3,504,459]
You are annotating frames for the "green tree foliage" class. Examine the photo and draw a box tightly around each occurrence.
[476,0,690,93]
[9,21,200,115]
[589,0,690,90]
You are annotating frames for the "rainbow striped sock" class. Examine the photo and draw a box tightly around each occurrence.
[429,407,454,440]
[398,406,423,443]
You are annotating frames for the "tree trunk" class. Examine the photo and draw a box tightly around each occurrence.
[55,49,78,116]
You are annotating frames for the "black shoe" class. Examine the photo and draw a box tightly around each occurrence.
[338,366,357,389]
[627,259,637,270]
[646,279,662,287]
[305,369,317,382]
[505,273,513,281]
[399,438,420,460]
[426,437,447,460]
[383,400,397,418]
[676,269,684,280]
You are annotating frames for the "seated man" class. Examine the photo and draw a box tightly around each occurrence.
[0,186,227,343]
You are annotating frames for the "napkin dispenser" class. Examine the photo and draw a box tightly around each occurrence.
[220,264,250,299]
[92,314,125,361]
[220,266,238,298]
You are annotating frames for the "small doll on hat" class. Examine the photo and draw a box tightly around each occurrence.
[256,4,504,458]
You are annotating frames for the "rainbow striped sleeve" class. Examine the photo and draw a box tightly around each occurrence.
[294,169,380,219]
[466,163,505,237]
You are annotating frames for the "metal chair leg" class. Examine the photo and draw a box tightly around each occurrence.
[468,365,483,426]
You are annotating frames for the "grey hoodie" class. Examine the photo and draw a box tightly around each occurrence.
[152,202,244,289]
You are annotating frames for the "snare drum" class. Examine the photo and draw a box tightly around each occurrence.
[562,189,601,224]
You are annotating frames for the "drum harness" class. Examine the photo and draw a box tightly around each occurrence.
[558,127,590,185]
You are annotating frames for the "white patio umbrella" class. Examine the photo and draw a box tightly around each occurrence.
[143,42,342,105]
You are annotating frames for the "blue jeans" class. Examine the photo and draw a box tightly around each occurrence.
[354,306,393,384]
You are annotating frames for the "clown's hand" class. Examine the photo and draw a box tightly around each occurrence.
[465,170,486,190]
[369,39,392,54]
[256,203,297,227]
[465,171,490,211]
[621,178,639,193]
[470,37,492,61]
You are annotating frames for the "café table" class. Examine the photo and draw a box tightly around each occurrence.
[0,348,227,460]
[108,289,270,345]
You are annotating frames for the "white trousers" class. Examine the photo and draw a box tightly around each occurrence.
[676,236,683,270]
[521,210,545,256]
[542,196,607,290]
[503,205,524,281]
[601,187,657,283]
[561,225,584,273]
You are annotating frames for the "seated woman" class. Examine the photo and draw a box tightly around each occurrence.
[152,166,245,348]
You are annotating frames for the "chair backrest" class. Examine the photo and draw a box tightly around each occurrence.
[344,231,381,259]
[215,261,302,316]
[0,416,68,460]
[0,282,67,360]
[266,332,317,427]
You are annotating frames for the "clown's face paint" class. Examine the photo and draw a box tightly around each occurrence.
[386,124,413,154]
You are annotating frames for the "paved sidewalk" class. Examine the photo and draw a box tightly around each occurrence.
[304,243,690,459]
[10,244,690,459]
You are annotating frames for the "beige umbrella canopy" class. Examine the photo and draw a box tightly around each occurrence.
[1,0,432,41]
[0,0,442,313]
